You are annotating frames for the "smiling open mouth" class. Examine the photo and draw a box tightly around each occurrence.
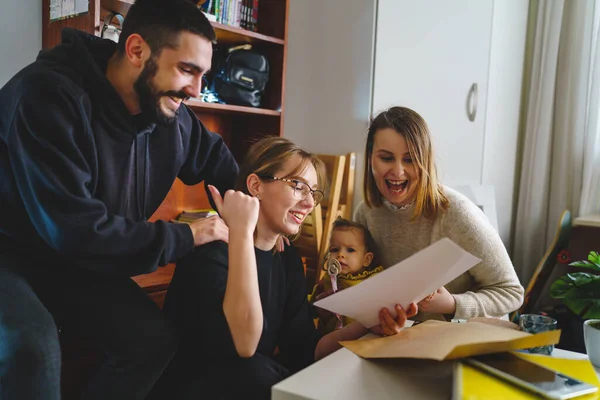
[168,96,183,105]
[386,179,408,194]
[289,211,305,224]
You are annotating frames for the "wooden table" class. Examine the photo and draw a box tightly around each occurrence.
[272,343,599,400]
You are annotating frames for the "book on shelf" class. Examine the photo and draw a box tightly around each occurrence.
[171,209,217,224]
[200,0,258,32]
[202,11,217,22]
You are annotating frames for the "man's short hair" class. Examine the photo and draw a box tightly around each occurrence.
[117,0,217,56]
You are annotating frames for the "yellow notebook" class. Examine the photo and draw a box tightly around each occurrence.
[457,352,600,399]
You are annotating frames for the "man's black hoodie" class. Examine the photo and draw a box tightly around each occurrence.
[0,29,239,276]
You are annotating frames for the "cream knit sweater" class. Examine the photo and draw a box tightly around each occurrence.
[354,186,524,320]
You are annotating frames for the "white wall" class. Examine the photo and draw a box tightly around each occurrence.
[0,0,42,87]
[372,0,493,189]
[285,0,528,248]
[482,0,529,248]
[283,0,376,210]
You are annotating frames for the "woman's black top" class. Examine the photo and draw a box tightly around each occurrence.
[164,241,320,373]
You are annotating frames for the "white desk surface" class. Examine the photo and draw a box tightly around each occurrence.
[553,348,600,378]
[272,345,599,400]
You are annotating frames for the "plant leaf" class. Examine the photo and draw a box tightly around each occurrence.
[550,273,596,298]
[568,260,600,271]
[550,274,577,299]
[562,278,600,319]
[589,251,600,264]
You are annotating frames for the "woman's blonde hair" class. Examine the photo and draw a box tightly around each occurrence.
[363,107,448,219]
[236,136,327,241]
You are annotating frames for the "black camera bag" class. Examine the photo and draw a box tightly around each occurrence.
[212,48,269,108]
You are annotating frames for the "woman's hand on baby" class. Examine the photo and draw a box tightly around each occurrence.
[208,185,259,234]
[370,303,418,336]
[417,286,456,315]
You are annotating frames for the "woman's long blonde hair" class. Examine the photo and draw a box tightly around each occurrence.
[363,107,448,219]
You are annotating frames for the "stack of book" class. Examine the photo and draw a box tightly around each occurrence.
[172,209,218,224]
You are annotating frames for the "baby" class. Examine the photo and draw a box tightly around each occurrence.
[310,217,384,335]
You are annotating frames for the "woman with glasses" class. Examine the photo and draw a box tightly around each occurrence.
[156,137,416,399]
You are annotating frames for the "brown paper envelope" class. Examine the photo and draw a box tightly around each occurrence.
[339,320,561,361]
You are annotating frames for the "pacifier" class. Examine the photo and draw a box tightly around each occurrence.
[327,257,342,277]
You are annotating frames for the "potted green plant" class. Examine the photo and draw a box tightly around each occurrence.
[550,251,600,366]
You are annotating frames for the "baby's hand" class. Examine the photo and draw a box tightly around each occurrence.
[370,303,418,336]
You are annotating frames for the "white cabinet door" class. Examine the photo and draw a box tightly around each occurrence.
[372,0,493,186]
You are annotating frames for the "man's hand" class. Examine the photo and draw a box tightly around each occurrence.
[370,303,418,336]
[417,286,456,315]
[188,215,229,246]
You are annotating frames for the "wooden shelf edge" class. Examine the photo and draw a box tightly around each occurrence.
[185,98,281,116]
[211,21,285,45]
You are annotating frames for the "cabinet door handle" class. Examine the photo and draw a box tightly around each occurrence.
[466,83,478,122]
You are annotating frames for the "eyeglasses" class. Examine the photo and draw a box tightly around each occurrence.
[258,175,324,206]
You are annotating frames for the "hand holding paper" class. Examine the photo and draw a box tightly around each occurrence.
[370,303,419,337]
[313,238,481,328]
[418,286,456,314]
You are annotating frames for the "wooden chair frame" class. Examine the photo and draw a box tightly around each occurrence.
[296,152,357,289]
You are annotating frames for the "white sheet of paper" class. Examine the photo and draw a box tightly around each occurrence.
[313,238,481,328]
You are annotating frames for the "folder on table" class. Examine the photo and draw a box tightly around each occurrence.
[340,320,561,361]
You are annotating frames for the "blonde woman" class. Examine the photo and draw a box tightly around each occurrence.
[355,106,524,321]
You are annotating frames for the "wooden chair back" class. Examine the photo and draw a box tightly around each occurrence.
[294,204,323,285]
[510,209,572,322]
[337,152,357,220]
[295,152,357,289]
[316,154,346,259]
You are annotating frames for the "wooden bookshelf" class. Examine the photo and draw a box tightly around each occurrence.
[211,21,285,45]
[185,98,281,116]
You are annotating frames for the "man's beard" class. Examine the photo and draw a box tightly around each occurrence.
[133,56,188,126]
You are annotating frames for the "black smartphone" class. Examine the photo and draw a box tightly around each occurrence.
[465,352,598,399]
